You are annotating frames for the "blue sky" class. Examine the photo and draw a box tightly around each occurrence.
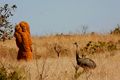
[1,0,120,35]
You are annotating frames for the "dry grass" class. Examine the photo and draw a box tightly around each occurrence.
[0,33,120,80]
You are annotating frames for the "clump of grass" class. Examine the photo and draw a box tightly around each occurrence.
[0,45,17,61]
[0,65,7,80]
[0,61,26,80]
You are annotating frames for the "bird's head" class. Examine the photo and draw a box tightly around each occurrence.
[73,42,79,48]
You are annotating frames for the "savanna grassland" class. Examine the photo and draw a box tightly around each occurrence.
[0,33,120,80]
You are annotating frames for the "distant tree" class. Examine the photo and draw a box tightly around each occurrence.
[81,25,88,34]
[0,4,17,41]
[111,24,120,35]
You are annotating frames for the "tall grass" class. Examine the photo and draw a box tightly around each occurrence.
[0,33,120,80]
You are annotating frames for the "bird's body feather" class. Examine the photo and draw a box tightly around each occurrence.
[74,42,96,69]
[77,57,96,69]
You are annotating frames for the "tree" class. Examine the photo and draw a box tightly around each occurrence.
[81,25,88,34]
[111,24,120,35]
[0,4,17,41]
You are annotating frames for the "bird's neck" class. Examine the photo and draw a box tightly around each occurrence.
[76,52,81,59]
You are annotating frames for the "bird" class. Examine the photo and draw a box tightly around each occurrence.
[74,42,96,71]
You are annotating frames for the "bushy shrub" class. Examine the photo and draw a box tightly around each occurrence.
[80,41,117,54]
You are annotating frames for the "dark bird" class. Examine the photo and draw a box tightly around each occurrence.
[74,42,96,71]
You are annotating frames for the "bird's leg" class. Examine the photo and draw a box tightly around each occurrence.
[75,65,79,73]
[83,68,88,73]
[74,67,84,80]
[86,70,92,80]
